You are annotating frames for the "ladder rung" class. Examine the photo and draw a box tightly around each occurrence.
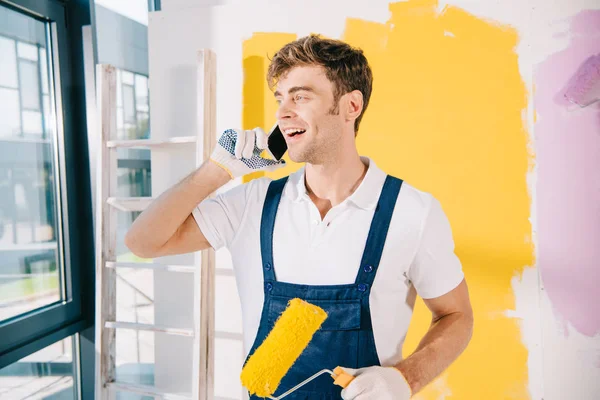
[106,261,195,273]
[106,136,197,148]
[105,321,194,337]
[107,381,191,400]
[107,197,153,212]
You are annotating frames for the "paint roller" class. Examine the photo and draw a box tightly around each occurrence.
[564,53,600,107]
[240,298,355,399]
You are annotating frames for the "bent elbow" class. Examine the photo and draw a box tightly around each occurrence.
[124,230,154,259]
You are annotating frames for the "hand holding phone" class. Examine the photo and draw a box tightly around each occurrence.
[266,123,288,161]
[211,127,286,178]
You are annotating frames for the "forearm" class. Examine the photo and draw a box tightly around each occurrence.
[124,160,230,256]
[395,311,473,395]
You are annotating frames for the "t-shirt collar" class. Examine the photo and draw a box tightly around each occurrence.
[284,156,387,210]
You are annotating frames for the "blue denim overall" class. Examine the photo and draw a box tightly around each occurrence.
[245,175,403,399]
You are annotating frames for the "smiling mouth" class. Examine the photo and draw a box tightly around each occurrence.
[283,128,306,137]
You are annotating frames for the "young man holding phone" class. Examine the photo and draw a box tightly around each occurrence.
[125,34,473,399]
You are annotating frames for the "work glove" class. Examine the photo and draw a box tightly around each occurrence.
[339,366,412,400]
[210,128,286,179]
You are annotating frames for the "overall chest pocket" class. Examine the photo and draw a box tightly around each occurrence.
[268,296,362,331]
[265,297,364,396]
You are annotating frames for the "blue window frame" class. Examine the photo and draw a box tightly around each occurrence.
[0,0,94,378]
[149,0,161,12]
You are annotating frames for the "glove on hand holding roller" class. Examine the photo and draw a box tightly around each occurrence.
[339,366,412,400]
[210,128,285,178]
[240,298,412,399]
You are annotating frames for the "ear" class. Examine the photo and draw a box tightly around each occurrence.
[344,90,364,122]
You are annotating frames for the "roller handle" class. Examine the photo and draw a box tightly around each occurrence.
[331,366,355,388]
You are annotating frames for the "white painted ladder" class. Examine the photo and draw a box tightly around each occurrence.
[94,49,217,400]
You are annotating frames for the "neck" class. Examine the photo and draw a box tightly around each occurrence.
[304,145,367,209]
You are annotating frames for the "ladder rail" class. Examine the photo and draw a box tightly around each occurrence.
[95,50,218,400]
[194,48,218,400]
[94,64,118,400]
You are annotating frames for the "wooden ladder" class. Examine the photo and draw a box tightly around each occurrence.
[94,49,217,400]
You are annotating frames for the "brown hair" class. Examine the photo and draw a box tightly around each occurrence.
[267,34,373,133]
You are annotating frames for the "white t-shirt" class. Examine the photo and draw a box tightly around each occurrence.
[192,157,464,366]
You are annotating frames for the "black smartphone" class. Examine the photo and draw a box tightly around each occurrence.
[266,123,287,161]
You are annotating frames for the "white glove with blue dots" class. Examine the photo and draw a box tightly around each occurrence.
[210,128,286,178]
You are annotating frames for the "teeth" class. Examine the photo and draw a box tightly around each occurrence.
[284,128,305,135]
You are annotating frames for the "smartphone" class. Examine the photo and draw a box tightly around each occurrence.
[266,123,288,161]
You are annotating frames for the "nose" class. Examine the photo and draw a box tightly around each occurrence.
[275,99,296,120]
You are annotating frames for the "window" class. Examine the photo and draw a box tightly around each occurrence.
[0,3,94,398]
[0,5,62,322]
[114,68,151,387]
[94,0,155,387]
[114,68,151,251]
[0,336,78,399]
[116,69,149,140]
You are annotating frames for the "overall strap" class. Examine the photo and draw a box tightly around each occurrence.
[259,176,289,282]
[355,175,403,288]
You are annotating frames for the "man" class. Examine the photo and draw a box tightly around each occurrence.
[125,34,473,399]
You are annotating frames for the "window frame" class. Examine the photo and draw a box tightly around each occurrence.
[149,0,161,12]
[0,0,94,373]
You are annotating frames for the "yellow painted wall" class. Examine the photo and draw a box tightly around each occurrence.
[241,0,533,397]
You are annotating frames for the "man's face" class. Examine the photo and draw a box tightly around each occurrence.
[274,65,345,164]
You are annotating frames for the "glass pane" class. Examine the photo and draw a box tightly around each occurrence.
[17,42,38,61]
[0,88,21,137]
[0,3,62,323]
[40,48,49,95]
[116,152,151,198]
[123,85,135,124]
[0,336,76,399]
[136,102,148,113]
[22,110,43,135]
[136,112,149,138]
[135,74,148,110]
[43,94,53,134]
[116,107,125,139]
[115,267,154,326]
[19,61,41,110]
[122,70,134,85]
[116,69,123,107]
[115,329,190,399]
[124,123,136,140]
[0,37,18,88]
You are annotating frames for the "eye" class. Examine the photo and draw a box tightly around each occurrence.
[295,94,306,101]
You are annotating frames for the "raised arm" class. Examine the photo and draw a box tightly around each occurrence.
[124,127,285,258]
[124,160,231,258]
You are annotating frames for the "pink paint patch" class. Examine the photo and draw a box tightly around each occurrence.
[535,10,600,337]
